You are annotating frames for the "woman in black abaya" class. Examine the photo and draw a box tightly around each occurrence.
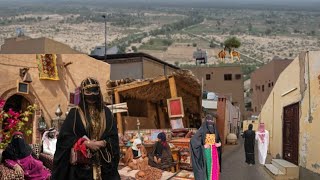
[243,124,255,165]
[52,77,120,180]
[190,114,222,180]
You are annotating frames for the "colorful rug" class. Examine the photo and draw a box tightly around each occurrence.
[37,54,59,80]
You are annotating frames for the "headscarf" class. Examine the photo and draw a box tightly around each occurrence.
[157,132,167,147]
[258,123,266,143]
[2,132,32,161]
[205,114,215,134]
[132,138,142,156]
[42,128,58,150]
[248,124,253,130]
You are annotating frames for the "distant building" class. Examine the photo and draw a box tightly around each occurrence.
[186,66,245,119]
[0,36,80,54]
[90,46,119,56]
[91,52,179,80]
[251,57,293,115]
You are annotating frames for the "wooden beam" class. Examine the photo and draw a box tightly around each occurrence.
[114,90,124,135]
[169,76,177,98]
[116,76,169,92]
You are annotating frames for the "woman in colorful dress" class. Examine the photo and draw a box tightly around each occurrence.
[2,132,51,180]
[190,114,222,180]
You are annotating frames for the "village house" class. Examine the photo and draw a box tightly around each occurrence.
[0,36,110,143]
[186,66,245,120]
[260,51,320,179]
[251,57,293,115]
[91,52,180,80]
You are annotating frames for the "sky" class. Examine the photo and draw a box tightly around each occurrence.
[0,0,319,9]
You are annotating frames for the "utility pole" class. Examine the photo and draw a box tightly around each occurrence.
[102,15,107,61]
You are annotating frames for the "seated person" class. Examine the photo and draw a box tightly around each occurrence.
[122,138,148,170]
[42,128,58,156]
[148,132,173,170]
[2,132,51,180]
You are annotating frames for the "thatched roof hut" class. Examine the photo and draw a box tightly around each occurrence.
[107,70,201,134]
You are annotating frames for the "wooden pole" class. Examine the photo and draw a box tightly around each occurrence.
[114,90,123,134]
[169,77,177,98]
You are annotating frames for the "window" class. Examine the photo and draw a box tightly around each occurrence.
[256,85,260,90]
[206,74,211,80]
[262,85,265,92]
[235,74,242,80]
[255,107,257,112]
[272,82,274,86]
[17,82,29,94]
[224,74,232,81]
[268,83,271,87]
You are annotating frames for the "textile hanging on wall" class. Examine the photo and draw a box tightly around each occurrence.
[170,118,184,129]
[37,54,59,80]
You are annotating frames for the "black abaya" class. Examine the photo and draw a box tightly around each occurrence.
[243,129,255,165]
[52,107,120,180]
[190,121,222,180]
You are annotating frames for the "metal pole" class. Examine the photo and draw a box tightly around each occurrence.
[102,15,107,61]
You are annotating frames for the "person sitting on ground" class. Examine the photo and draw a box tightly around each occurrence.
[148,132,173,170]
[122,138,148,170]
[42,127,58,156]
[2,132,51,180]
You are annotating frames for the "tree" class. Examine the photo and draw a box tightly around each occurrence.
[224,37,241,51]
[174,61,180,66]
[192,43,197,47]
[248,23,253,32]
[131,46,137,52]
[265,29,272,35]
[209,40,216,48]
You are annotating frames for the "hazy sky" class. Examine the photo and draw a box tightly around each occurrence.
[1,0,319,9]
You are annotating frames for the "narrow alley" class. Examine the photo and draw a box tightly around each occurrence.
[221,139,272,180]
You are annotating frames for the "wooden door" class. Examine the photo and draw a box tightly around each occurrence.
[283,103,299,165]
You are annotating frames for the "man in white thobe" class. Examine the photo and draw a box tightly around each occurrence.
[42,128,58,156]
[255,123,269,165]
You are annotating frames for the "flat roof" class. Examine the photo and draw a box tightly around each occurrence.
[90,52,180,70]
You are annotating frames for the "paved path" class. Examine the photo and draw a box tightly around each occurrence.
[220,139,272,180]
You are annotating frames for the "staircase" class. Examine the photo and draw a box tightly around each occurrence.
[265,159,299,180]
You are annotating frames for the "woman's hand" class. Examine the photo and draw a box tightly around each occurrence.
[215,142,222,147]
[14,164,24,175]
[85,140,100,151]
[204,144,210,148]
[95,140,106,148]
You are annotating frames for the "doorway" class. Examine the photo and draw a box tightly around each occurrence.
[2,94,33,144]
[282,102,299,165]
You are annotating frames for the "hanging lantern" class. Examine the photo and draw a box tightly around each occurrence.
[38,115,46,131]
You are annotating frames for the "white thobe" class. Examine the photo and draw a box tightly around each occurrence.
[43,138,57,156]
[255,130,269,165]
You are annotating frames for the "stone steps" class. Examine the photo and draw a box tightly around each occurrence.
[265,159,299,180]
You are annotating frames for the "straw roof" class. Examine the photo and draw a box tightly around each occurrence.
[106,70,201,113]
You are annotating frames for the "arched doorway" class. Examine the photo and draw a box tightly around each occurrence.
[2,94,33,144]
